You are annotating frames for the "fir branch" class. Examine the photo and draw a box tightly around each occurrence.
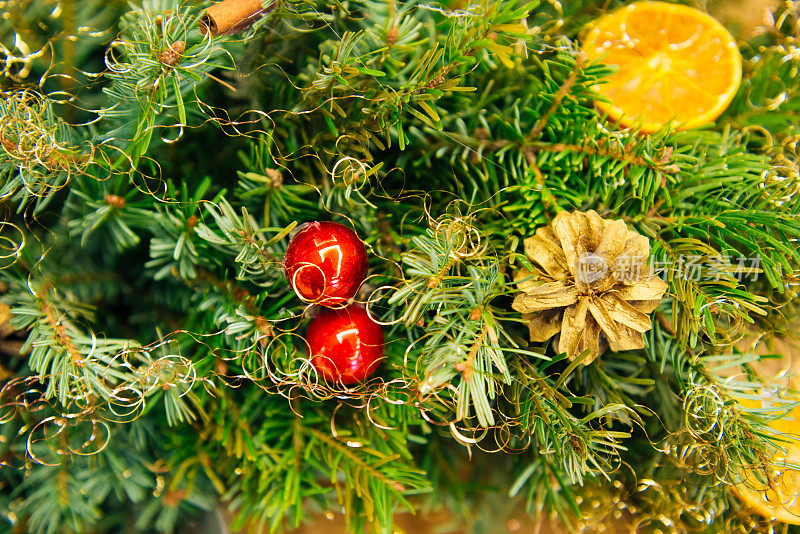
[99,1,233,161]
[391,213,525,427]
[0,89,90,213]
[194,196,296,288]
[642,322,797,490]
[8,280,136,405]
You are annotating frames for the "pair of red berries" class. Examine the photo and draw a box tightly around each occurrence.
[283,222,383,385]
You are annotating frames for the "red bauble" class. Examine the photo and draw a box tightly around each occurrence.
[283,221,368,307]
[306,305,384,384]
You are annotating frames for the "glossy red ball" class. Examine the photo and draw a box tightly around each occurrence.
[283,221,368,307]
[306,305,384,384]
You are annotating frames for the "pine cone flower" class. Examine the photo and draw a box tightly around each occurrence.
[512,210,667,364]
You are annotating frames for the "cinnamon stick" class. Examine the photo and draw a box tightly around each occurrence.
[200,0,275,36]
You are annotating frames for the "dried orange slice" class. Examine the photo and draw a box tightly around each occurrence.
[581,1,742,133]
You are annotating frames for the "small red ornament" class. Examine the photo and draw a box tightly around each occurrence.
[283,221,368,307]
[306,305,384,384]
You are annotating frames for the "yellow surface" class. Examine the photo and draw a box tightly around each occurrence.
[581,1,742,133]
[733,389,800,524]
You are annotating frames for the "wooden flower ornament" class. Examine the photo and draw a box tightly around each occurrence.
[512,210,668,364]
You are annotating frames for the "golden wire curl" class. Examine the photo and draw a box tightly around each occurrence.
[0,89,94,202]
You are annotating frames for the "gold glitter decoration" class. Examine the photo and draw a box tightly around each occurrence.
[512,210,667,363]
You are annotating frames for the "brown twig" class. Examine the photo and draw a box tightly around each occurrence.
[39,291,84,367]
[454,330,487,381]
[529,52,585,139]
[188,268,259,315]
